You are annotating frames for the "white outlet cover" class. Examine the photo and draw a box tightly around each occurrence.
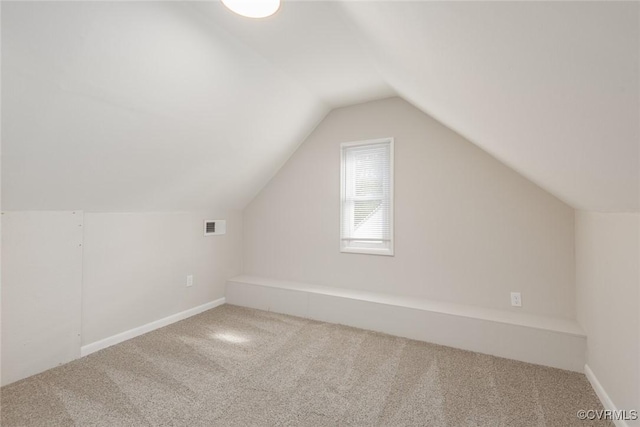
[187,275,193,287]
[510,292,522,307]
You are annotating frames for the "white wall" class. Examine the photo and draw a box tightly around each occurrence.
[0,210,242,385]
[243,97,576,318]
[576,211,640,422]
[1,212,83,386]
[82,211,242,345]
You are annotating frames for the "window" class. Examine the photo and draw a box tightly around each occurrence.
[340,138,394,256]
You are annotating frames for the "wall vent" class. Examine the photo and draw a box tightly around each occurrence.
[204,220,226,236]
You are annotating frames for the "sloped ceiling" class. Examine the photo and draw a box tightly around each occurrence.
[2,1,638,212]
[337,1,639,212]
[1,2,332,211]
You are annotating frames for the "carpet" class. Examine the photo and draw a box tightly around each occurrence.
[1,304,609,426]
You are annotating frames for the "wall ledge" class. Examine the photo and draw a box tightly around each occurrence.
[227,276,586,371]
[230,275,584,336]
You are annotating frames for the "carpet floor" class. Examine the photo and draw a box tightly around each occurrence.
[1,304,609,426]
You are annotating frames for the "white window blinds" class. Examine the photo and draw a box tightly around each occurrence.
[340,138,394,256]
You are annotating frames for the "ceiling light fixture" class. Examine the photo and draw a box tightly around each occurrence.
[221,0,281,19]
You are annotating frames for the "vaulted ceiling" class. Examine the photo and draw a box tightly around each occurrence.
[2,1,638,212]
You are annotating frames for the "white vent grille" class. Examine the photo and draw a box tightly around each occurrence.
[204,220,226,236]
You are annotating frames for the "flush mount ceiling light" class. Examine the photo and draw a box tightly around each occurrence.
[221,0,281,18]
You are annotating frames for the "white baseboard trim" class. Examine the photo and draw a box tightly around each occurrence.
[80,298,226,357]
[226,276,586,372]
[584,364,629,427]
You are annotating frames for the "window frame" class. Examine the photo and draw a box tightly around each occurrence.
[340,137,395,256]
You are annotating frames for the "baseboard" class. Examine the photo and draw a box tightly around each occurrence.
[584,364,630,427]
[226,276,586,372]
[80,298,226,357]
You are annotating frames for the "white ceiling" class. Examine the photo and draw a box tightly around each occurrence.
[2,1,327,211]
[338,1,639,212]
[192,2,395,107]
[2,1,638,212]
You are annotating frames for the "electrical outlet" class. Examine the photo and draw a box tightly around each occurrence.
[510,292,522,307]
[186,274,193,287]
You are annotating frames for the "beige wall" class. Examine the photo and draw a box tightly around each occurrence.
[82,211,242,345]
[1,209,243,384]
[243,97,576,318]
[1,212,83,385]
[576,211,640,420]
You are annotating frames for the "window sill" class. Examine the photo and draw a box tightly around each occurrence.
[340,247,394,256]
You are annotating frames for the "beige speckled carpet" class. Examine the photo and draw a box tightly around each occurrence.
[1,304,608,426]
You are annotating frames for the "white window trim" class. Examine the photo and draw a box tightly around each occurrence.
[340,137,394,256]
